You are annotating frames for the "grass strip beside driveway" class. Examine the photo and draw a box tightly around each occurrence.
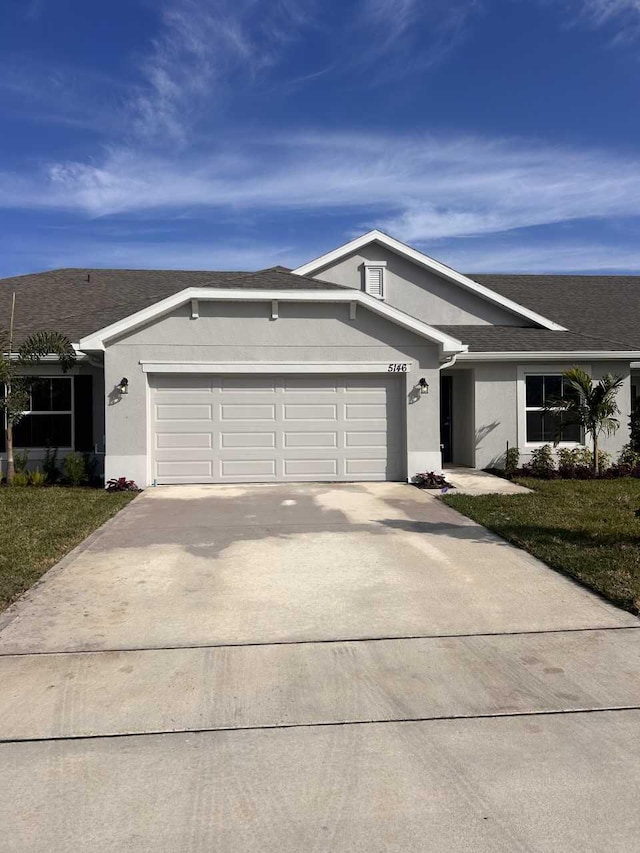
[0,487,136,611]
[443,479,640,615]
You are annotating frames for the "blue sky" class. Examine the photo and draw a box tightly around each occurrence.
[1,0,640,276]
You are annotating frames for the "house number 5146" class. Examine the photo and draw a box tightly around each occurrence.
[387,363,408,372]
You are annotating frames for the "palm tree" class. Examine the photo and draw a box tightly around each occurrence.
[545,366,623,475]
[1,293,76,482]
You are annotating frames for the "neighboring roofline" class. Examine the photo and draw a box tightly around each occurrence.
[77,287,468,355]
[455,351,640,362]
[292,230,567,332]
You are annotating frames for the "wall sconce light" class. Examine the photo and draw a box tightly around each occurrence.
[118,377,129,395]
[419,378,429,395]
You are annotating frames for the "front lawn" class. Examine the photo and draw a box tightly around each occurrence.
[443,479,640,614]
[0,487,136,611]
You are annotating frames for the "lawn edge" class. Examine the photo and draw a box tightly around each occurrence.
[0,492,139,632]
[440,488,640,618]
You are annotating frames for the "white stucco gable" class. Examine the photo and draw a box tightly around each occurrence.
[293,230,566,332]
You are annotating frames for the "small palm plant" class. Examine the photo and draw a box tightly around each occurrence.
[1,293,76,482]
[545,366,623,475]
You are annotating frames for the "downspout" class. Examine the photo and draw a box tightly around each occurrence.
[439,352,459,371]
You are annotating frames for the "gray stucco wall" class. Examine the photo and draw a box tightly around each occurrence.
[312,244,525,326]
[471,360,632,470]
[448,368,475,467]
[103,300,443,486]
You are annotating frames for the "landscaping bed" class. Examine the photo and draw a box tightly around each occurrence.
[0,487,136,611]
[443,478,640,614]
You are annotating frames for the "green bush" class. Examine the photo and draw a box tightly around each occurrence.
[28,468,47,487]
[63,453,87,486]
[9,472,29,486]
[528,444,555,477]
[557,448,576,471]
[618,444,640,467]
[13,450,29,474]
[505,446,519,474]
[43,446,60,483]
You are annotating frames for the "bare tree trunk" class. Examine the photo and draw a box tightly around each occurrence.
[5,416,14,482]
[593,433,599,476]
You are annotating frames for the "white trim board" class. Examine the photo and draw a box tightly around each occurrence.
[78,288,467,356]
[140,361,414,374]
[292,230,566,332]
[456,351,640,362]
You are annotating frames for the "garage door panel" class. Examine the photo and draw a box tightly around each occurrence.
[220,432,276,449]
[220,459,276,477]
[221,377,276,392]
[220,404,276,421]
[151,375,404,483]
[345,431,387,447]
[283,432,338,448]
[156,404,212,421]
[155,433,213,449]
[284,459,338,476]
[156,460,212,478]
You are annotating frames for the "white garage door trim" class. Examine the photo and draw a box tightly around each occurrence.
[141,360,413,374]
[147,372,407,485]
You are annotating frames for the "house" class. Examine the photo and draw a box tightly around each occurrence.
[1,230,640,487]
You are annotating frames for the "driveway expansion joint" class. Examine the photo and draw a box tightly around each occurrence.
[2,705,639,746]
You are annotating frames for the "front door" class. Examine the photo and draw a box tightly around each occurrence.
[440,375,453,464]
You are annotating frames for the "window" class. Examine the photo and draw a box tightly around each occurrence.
[525,374,581,444]
[12,377,73,449]
[364,262,386,299]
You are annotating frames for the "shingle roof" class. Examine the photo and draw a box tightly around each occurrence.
[0,266,345,345]
[2,264,639,354]
[434,325,638,353]
[469,274,640,351]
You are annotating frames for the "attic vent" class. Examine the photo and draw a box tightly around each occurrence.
[364,262,386,300]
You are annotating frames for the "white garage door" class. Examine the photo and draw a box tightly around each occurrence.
[150,375,404,484]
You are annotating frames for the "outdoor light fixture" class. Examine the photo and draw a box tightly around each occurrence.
[419,378,429,395]
[118,377,129,395]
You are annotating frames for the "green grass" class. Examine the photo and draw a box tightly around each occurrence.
[443,478,640,615]
[0,487,136,611]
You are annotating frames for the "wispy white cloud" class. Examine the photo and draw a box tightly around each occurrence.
[128,0,318,143]
[3,132,640,250]
[442,240,640,273]
[549,0,640,40]
[354,0,482,80]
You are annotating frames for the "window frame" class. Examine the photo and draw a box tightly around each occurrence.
[518,365,586,449]
[363,261,387,300]
[4,375,75,451]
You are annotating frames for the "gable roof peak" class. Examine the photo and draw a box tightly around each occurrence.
[292,230,567,332]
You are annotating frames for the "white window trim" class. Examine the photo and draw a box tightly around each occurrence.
[517,364,589,449]
[10,376,75,452]
[363,261,387,300]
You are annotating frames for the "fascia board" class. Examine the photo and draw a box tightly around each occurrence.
[456,351,640,362]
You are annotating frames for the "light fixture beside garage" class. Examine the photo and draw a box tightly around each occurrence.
[419,378,429,395]
[118,377,129,395]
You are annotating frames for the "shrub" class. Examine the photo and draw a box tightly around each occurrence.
[28,468,47,486]
[505,446,519,475]
[43,446,60,484]
[83,452,101,486]
[106,477,139,492]
[617,444,640,468]
[13,450,29,474]
[63,452,87,486]
[412,472,454,490]
[526,444,556,478]
[629,397,640,452]
[9,472,29,486]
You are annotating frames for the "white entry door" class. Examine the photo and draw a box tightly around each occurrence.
[150,374,404,484]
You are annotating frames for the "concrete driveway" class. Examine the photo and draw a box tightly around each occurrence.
[1,482,639,851]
